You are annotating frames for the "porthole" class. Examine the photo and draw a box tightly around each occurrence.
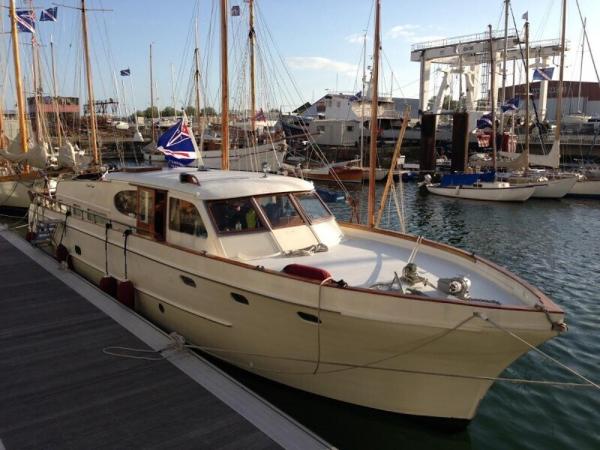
[297,311,321,324]
[158,303,165,313]
[74,245,82,255]
[230,292,249,305]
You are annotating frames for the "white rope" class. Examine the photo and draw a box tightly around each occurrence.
[474,312,600,391]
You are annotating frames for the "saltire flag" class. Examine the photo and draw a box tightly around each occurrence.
[16,10,35,33]
[255,108,266,121]
[231,5,240,16]
[532,67,554,81]
[476,113,493,129]
[157,119,199,168]
[349,91,362,102]
[501,97,520,113]
[120,68,131,76]
[40,7,58,22]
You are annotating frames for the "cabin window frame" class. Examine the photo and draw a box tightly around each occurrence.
[206,196,270,236]
[254,193,307,230]
[292,191,333,225]
[114,190,138,218]
[168,196,208,238]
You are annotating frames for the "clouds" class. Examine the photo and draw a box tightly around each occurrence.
[385,24,445,44]
[286,56,358,77]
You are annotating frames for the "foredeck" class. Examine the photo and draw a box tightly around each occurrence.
[0,231,331,450]
[252,236,525,306]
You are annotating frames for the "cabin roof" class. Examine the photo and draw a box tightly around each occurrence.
[105,167,315,200]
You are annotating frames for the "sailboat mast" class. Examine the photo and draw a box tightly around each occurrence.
[31,35,43,143]
[500,0,509,133]
[150,43,156,142]
[81,0,100,165]
[249,0,256,137]
[360,32,366,166]
[524,19,530,168]
[367,0,380,228]
[488,24,497,173]
[9,0,28,153]
[220,0,230,170]
[50,36,62,146]
[555,0,567,141]
[577,18,586,113]
[194,19,202,136]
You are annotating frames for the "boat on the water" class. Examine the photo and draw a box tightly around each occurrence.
[424,172,536,202]
[28,166,566,421]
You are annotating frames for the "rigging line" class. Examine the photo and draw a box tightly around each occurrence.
[574,0,600,86]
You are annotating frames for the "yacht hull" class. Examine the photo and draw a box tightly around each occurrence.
[566,179,600,198]
[531,177,577,198]
[32,209,562,421]
[426,184,535,202]
[0,175,40,208]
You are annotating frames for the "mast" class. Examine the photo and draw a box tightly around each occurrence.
[220,0,229,170]
[170,63,176,115]
[524,19,530,168]
[9,0,28,154]
[50,36,62,146]
[554,0,567,142]
[367,0,380,228]
[488,24,497,173]
[500,0,509,133]
[577,18,586,113]
[249,0,256,138]
[360,31,367,167]
[149,43,156,142]
[193,19,202,136]
[81,0,100,165]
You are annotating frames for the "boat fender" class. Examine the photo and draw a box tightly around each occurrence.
[25,231,36,242]
[99,276,118,298]
[282,264,332,282]
[117,280,135,309]
[56,243,69,262]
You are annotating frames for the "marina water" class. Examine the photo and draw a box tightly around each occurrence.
[217,181,600,450]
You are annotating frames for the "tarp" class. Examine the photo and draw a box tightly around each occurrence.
[439,171,495,187]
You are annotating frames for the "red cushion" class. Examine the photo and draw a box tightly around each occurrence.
[282,264,332,282]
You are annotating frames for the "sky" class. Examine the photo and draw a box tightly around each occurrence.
[1,0,599,115]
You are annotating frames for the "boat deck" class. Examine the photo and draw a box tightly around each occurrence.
[253,236,525,306]
[0,231,331,450]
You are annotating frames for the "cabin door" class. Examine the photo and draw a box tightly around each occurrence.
[136,187,168,241]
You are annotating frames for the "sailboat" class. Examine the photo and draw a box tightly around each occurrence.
[28,0,567,421]
[425,24,536,202]
[0,0,51,209]
[496,11,577,198]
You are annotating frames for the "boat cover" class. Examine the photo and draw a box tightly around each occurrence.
[440,171,495,187]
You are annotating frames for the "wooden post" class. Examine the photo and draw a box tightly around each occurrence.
[220,0,229,170]
[9,0,28,154]
[367,0,381,228]
[81,0,100,165]
[375,107,410,228]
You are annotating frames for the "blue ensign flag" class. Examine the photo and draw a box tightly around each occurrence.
[157,119,197,167]
[532,67,555,81]
[476,113,493,129]
[120,68,131,76]
[16,10,35,33]
[40,7,58,22]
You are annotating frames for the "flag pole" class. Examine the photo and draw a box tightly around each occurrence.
[367,0,380,228]
[220,0,229,170]
[81,0,100,166]
[9,0,29,156]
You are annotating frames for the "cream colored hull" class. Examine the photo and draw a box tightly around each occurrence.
[567,179,600,197]
[531,177,577,198]
[202,143,286,172]
[0,178,35,208]
[426,184,535,202]
[35,211,560,420]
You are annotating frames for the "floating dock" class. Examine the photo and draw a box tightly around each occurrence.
[0,230,333,450]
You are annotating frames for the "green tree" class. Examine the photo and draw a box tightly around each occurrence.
[184,106,196,116]
[142,106,158,119]
[161,106,176,117]
[201,106,217,116]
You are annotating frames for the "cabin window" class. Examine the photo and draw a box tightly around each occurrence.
[169,198,207,237]
[114,190,137,217]
[316,125,325,132]
[256,194,304,229]
[346,125,354,132]
[294,192,332,222]
[208,198,265,233]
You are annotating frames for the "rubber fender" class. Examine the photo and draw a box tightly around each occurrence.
[117,280,135,309]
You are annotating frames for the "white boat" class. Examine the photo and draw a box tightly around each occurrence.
[426,179,535,202]
[498,170,578,199]
[201,141,287,172]
[567,174,600,197]
[28,166,566,421]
